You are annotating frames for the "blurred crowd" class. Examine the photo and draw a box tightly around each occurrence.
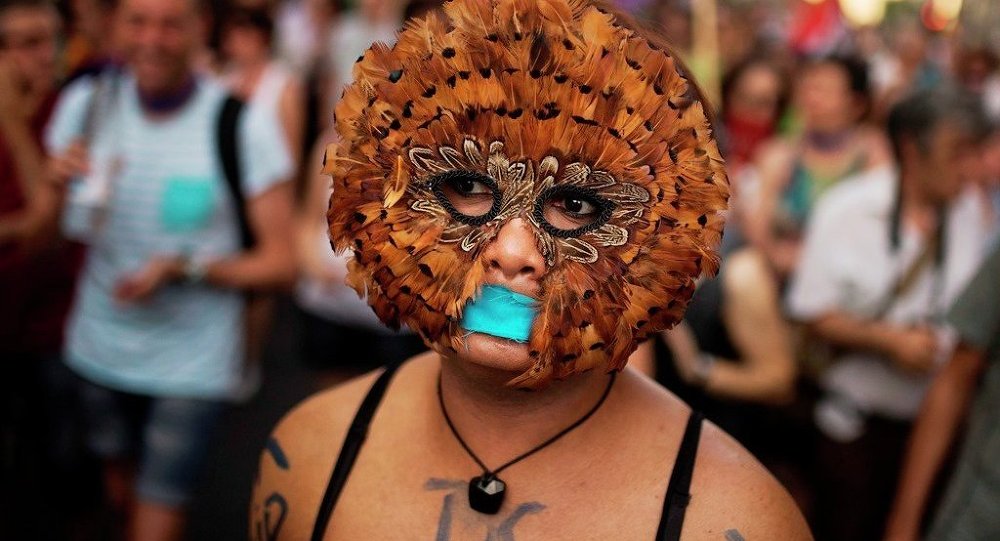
[1,0,999,540]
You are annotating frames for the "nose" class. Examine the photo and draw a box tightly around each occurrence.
[481,218,546,286]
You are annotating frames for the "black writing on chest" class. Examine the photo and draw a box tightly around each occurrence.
[251,437,290,541]
[425,478,545,541]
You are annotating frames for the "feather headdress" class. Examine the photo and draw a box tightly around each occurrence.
[325,0,729,388]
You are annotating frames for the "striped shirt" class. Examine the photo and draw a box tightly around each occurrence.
[46,72,291,399]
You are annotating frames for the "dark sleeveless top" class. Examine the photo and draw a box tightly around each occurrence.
[657,272,768,454]
[310,363,705,541]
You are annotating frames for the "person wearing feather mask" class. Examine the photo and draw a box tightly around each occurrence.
[251,1,811,539]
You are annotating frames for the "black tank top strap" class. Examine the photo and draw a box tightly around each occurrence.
[656,410,705,541]
[310,362,404,541]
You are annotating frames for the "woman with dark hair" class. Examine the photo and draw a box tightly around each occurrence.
[742,55,891,279]
[251,1,811,539]
[719,57,788,180]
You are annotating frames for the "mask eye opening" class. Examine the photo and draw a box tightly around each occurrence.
[429,170,503,226]
[533,185,616,238]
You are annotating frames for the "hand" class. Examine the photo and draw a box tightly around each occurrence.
[48,138,90,188]
[888,325,938,375]
[114,257,184,304]
[661,321,703,384]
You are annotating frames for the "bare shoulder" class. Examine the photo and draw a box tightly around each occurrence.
[619,373,810,539]
[685,422,813,540]
[721,249,773,293]
[248,367,387,541]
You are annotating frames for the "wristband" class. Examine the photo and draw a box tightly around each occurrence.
[180,253,210,284]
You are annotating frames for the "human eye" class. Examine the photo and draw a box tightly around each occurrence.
[535,186,614,237]
[430,170,501,225]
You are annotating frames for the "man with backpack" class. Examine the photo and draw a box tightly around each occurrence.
[45,0,294,538]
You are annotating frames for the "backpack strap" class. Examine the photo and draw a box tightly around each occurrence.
[217,95,255,250]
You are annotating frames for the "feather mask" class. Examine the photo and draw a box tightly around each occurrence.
[325,0,729,388]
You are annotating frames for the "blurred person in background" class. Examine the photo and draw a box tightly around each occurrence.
[648,0,691,56]
[323,0,401,114]
[43,0,295,538]
[0,0,61,249]
[272,0,337,161]
[220,3,304,168]
[744,55,891,279]
[949,125,1000,248]
[979,129,1000,244]
[719,57,788,181]
[274,0,336,78]
[0,1,89,538]
[219,1,306,398]
[715,2,757,73]
[883,237,1000,541]
[652,246,806,503]
[870,17,943,122]
[952,45,1000,123]
[63,0,119,80]
[786,87,992,541]
[951,45,997,96]
[293,128,424,387]
[657,249,797,407]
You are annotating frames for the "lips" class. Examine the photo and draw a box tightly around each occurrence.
[459,284,539,343]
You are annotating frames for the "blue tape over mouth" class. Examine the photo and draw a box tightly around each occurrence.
[460,285,538,343]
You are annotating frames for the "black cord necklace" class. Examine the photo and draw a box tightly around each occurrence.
[437,371,617,515]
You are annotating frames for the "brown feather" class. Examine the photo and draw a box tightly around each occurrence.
[327,0,730,389]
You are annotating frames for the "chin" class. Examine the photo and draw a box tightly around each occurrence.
[452,332,534,375]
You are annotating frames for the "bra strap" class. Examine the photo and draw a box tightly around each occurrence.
[310,362,404,541]
[656,410,705,541]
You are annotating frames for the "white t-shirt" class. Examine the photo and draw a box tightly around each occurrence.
[232,61,297,167]
[787,166,989,423]
[249,62,294,116]
[46,72,292,399]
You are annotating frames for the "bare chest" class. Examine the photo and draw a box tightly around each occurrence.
[320,429,676,540]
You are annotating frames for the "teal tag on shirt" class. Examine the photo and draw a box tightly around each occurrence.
[460,285,538,343]
[160,176,216,232]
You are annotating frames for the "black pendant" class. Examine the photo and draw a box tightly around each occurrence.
[468,474,506,515]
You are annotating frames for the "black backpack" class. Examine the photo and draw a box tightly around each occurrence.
[78,69,256,250]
